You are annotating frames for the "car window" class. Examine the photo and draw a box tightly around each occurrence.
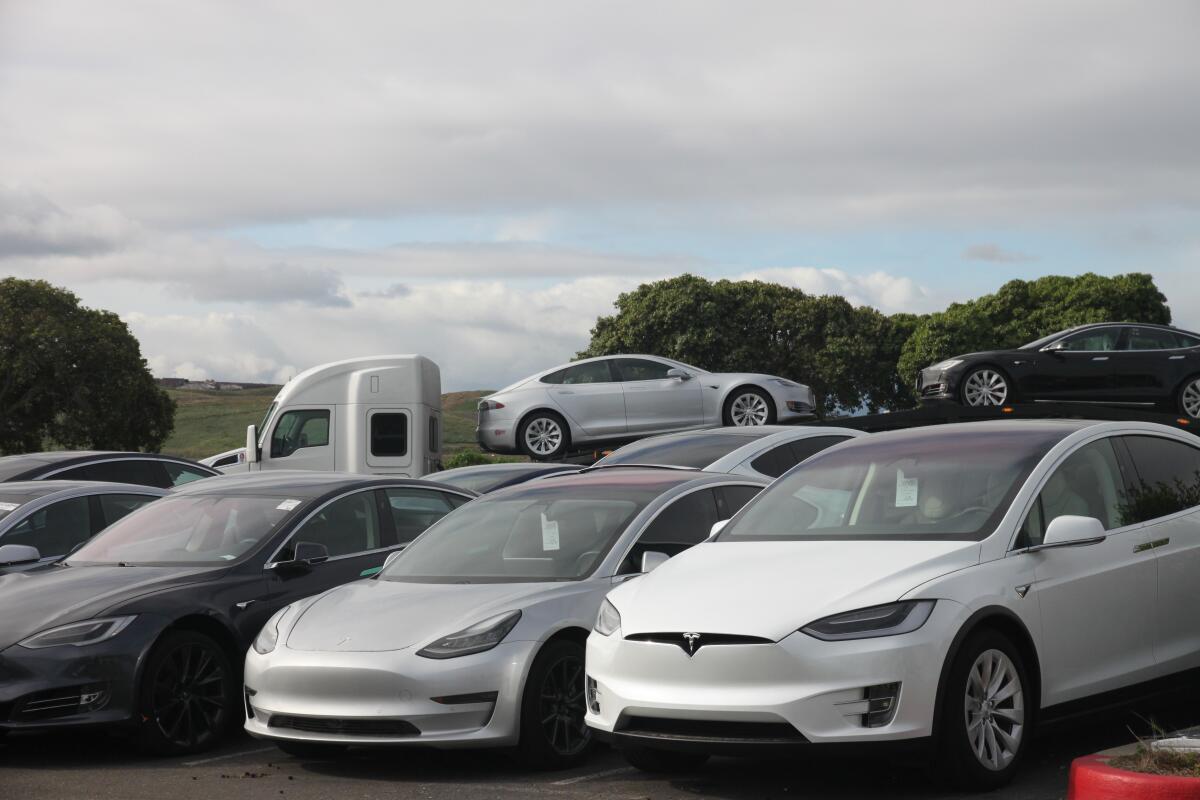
[385,488,459,544]
[714,484,762,518]
[540,361,615,384]
[618,489,719,574]
[1177,332,1200,348]
[2,497,94,558]
[163,462,213,486]
[271,409,330,458]
[750,435,853,479]
[211,453,241,468]
[615,358,673,382]
[1058,327,1122,352]
[1016,439,1129,548]
[370,412,408,457]
[55,459,172,488]
[1119,435,1200,523]
[281,490,381,560]
[1122,327,1184,351]
[99,493,159,526]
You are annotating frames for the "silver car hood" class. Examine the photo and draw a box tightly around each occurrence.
[284,578,570,652]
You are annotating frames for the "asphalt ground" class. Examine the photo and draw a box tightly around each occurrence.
[2,693,1198,800]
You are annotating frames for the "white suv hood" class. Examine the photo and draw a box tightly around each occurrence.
[611,539,980,641]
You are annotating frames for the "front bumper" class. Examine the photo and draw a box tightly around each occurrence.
[915,368,960,403]
[244,639,540,748]
[584,602,959,752]
[0,615,165,733]
[769,385,818,422]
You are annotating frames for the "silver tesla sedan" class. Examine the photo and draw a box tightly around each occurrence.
[476,354,817,460]
[243,467,768,768]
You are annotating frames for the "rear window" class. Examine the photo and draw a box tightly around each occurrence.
[598,432,769,469]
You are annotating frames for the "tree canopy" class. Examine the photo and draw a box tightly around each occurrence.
[580,272,1171,415]
[0,278,175,454]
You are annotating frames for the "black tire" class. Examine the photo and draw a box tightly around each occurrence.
[516,639,592,769]
[136,630,238,756]
[1177,375,1200,420]
[620,745,709,773]
[274,740,348,759]
[935,629,1031,791]
[722,387,777,427]
[517,411,571,461]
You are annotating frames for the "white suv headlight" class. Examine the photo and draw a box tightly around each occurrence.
[801,600,935,641]
[594,599,622,637]
[18,616,137,649]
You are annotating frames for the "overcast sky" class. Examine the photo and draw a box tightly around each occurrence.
[2,1,1198,389]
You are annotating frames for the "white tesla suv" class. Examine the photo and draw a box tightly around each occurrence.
[585,420,1200,790]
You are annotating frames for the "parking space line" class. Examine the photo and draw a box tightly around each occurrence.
[551,766,635,785]
[182,746,275,766]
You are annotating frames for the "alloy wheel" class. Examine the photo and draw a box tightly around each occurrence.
[538,653,590,757]
[1183,379,1200,419]
[524,417,563,457]
[963,648,1024,771]
[962,370,1008,407]
[151,641,228,749]
[729,392,770,426]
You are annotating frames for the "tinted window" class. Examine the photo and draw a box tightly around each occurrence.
[2,497,93,558]
[57,459,171,488]
[212,453,241,468]
[0,490,42,522]
[1123,327,1184,351]
[615,358,673,381]
[1059,328,1121,352]
[99,493,158,526]
[163,462,213,486]
[719,428,1063,541]
[371,412,408,457]
[598,432,766,469]
[1120,435,1200,523]
[271,409,330,458]
[429,417,439,453]
[1016,439,1129,548]
[540,361,615,385]
[284,491,381,560]
[386,488,458,544]
[1178,332,1200,348]
[618,489,718,574]
[715,484,762,518]
[750,435,853,478]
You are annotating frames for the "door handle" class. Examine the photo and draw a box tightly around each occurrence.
[1091,356,1109,362]
[1169,355,1186,360]
[1133,538,1170,553]
[556,390,574,395]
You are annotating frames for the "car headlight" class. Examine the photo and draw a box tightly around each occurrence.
[417,610,521,659]
[930,359,963,371]
[252,607,289,655]
[18,616,137,649]
[771,378,800,388]
[594,599,621,637]
[801,600,935,642]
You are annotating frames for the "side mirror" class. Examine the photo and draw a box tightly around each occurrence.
[275,541,329,572]
[640,550,670,574]
[666,368,692,380]
[1034,516,1106,551]
[245,424,259,464]
[709,519,729,539]
[383,549,405,570]
[0,544,41,566]
[1039,341,1067,353]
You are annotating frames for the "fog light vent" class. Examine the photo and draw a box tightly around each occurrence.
[586,675,600,714]
[865,682,901,728]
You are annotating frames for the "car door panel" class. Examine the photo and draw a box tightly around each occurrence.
[545,360,626,436]
[1029,327,1123,402]
[615,358,703,433]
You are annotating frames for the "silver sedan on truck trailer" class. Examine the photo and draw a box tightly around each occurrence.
[476,355,816,460]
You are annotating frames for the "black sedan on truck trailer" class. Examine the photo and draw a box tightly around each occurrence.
[0,471,474,754]
[917,322,1200,418]
[0,451,219,488]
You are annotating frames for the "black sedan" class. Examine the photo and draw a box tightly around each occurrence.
[0,471,475,754]
[0,451,219,488]
[916,322,1200,417]
[428,461,581,493]
[0,481,166,572]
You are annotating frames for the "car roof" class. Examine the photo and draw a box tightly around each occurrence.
[435,462,576,476]
[826,419,1095,450]
[490,465,756,494]
[0,450,212,481]
[0,480,169,500]
[1054,321,1199,337]
[169,470,437,498]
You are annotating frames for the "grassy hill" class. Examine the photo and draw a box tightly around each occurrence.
[161,386,495,460]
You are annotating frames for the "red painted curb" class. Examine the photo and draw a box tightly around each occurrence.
[1068,754,1200,800]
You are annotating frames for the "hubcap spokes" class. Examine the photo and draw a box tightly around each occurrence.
[731,393,769,426]
[525,418,563,456]
[964,648,1024,771]
[153,644,226,747]
[538,655,590,756]
[1184,380,1200,419]
[964,370,1008,407]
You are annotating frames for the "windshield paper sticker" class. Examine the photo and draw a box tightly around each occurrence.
[541,514,560,551]
[895,470,918,508]
[0,502,19,512]
[276,499,302,511]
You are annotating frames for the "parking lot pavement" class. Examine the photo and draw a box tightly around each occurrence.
[3,695,1199,800]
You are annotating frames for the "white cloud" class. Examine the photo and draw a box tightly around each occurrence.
[738,267,936,314]
[963,244,1035,263]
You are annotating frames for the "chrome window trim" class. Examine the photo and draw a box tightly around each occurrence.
[41,456,216,481]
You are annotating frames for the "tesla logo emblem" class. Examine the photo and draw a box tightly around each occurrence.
[682,632,701,656]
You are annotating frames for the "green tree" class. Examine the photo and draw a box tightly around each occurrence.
[0,278,175,454]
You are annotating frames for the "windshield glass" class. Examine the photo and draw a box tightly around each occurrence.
[381,484,664,582]
[68,494,297,565]
[434,465,560,493]
[718,428,1063,541]
[597,432,766,469]
[256,402,279,447]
